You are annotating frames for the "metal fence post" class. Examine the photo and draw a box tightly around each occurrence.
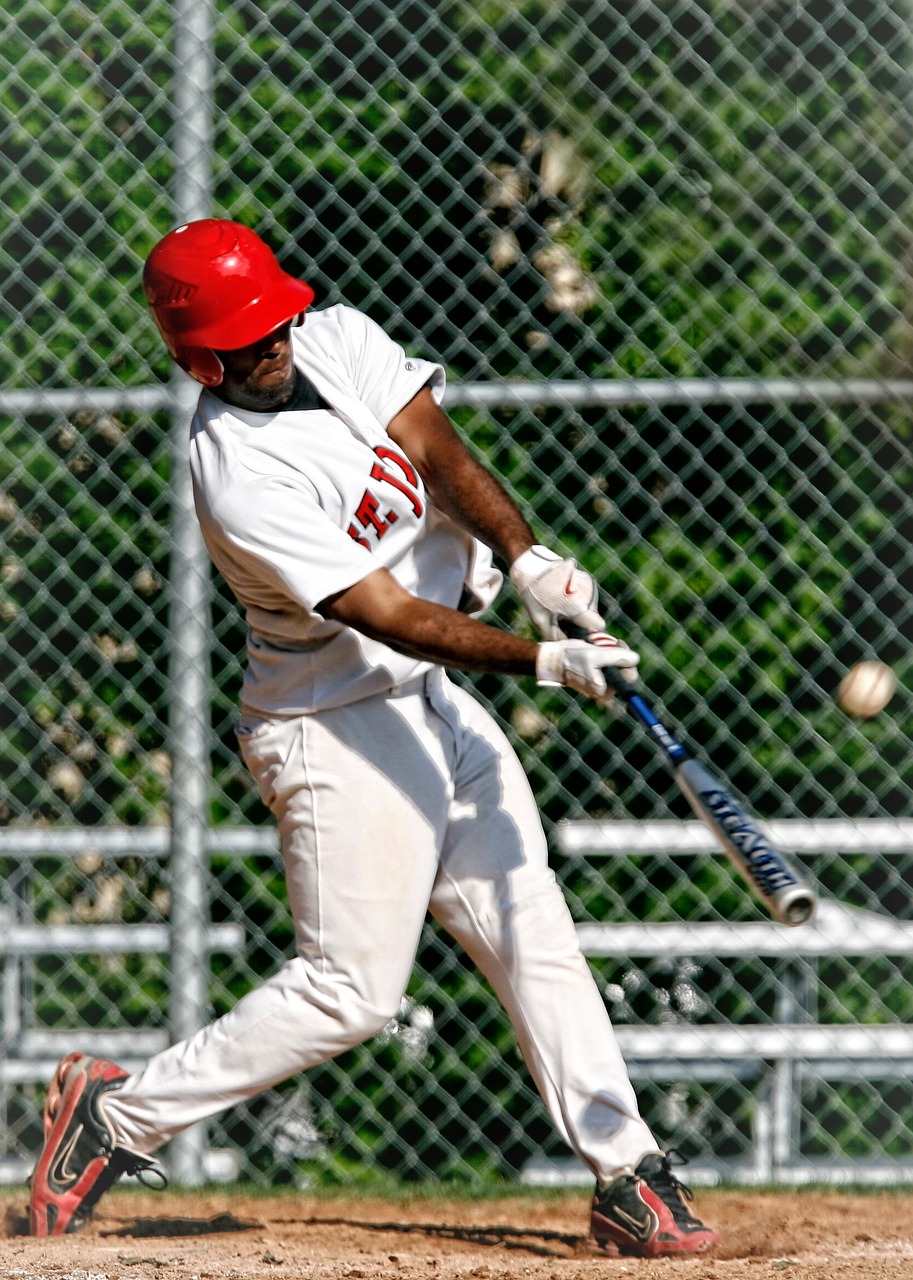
[166,0,214,1187]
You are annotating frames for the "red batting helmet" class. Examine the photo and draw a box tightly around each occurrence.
[143,219,315,387]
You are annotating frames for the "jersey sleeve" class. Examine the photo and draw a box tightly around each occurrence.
[329,306,445,427]
[211,475,377,615]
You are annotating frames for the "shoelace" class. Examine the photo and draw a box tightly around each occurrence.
[111,1148,169,1190]
[76,1147,168,1225]
[642,1151,702,1227]
[87,1099,168,1192]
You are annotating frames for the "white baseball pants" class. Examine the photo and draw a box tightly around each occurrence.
[106,669,657,1181]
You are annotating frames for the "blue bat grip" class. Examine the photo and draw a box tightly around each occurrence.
[613,681,691,766]
[557,620,690,764]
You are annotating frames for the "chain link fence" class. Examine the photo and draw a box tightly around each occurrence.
[3,0,913,1186]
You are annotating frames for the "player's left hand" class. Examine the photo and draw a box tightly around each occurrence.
[536,634,640,701]
[509,545,604,640]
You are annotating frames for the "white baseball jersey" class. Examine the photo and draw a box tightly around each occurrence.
[189,304,501,715]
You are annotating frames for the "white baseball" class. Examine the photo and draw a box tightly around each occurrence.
[837,661,896,719]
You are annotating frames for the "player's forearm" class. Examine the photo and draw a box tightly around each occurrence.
[387,388,534,565]
[381,603,538,674]
[426,453,534,567]
[322,574,538,675]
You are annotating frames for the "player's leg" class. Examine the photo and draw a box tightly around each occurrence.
[424,675,717,1256]
[424,675,653,1171]
[31,691,449,1232]
[106,699,448,1148]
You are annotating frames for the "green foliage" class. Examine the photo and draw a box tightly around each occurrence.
[1,411,172,825]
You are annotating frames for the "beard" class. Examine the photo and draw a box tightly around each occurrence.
[220,364,298,412]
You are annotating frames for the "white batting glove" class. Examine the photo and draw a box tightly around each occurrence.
[536,632,640,701]
[509,545,604,640]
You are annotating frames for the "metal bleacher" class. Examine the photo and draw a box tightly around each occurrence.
[521,818,913,1186]
[0,827,248,1184]
[3,821,912,1186]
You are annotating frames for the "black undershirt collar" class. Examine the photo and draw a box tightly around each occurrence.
[282,370,326,412]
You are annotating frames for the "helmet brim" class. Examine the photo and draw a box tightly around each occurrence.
[189,276,316,351]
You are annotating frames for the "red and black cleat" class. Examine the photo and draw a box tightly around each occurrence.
[589,1150,719,1258]
[29,1052,165,1236]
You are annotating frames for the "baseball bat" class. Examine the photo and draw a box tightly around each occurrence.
[561,624,817,926]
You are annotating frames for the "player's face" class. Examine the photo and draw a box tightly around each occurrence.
[215,321,297,411]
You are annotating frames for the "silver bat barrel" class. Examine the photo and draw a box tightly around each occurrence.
[674,759,818,926]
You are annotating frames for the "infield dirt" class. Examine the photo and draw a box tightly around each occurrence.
[2,1187,913,1280]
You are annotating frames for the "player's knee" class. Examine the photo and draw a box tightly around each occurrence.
[284,961,401,1043]
[357,1007,397,1042]
[344,990,403,1041]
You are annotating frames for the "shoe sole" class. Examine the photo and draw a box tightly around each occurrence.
[590,1230,719,1258]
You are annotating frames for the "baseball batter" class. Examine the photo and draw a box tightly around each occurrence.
[28,220,717,1257]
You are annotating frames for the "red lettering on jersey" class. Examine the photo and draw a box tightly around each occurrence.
[370,446,423,517]
[345,448,422,548]
[346,523,371,549]
[354,490,389,538]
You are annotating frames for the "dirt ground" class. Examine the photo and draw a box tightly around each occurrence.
[2,1186,913,1280]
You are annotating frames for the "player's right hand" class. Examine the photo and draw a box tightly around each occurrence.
[535,633,640,701]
